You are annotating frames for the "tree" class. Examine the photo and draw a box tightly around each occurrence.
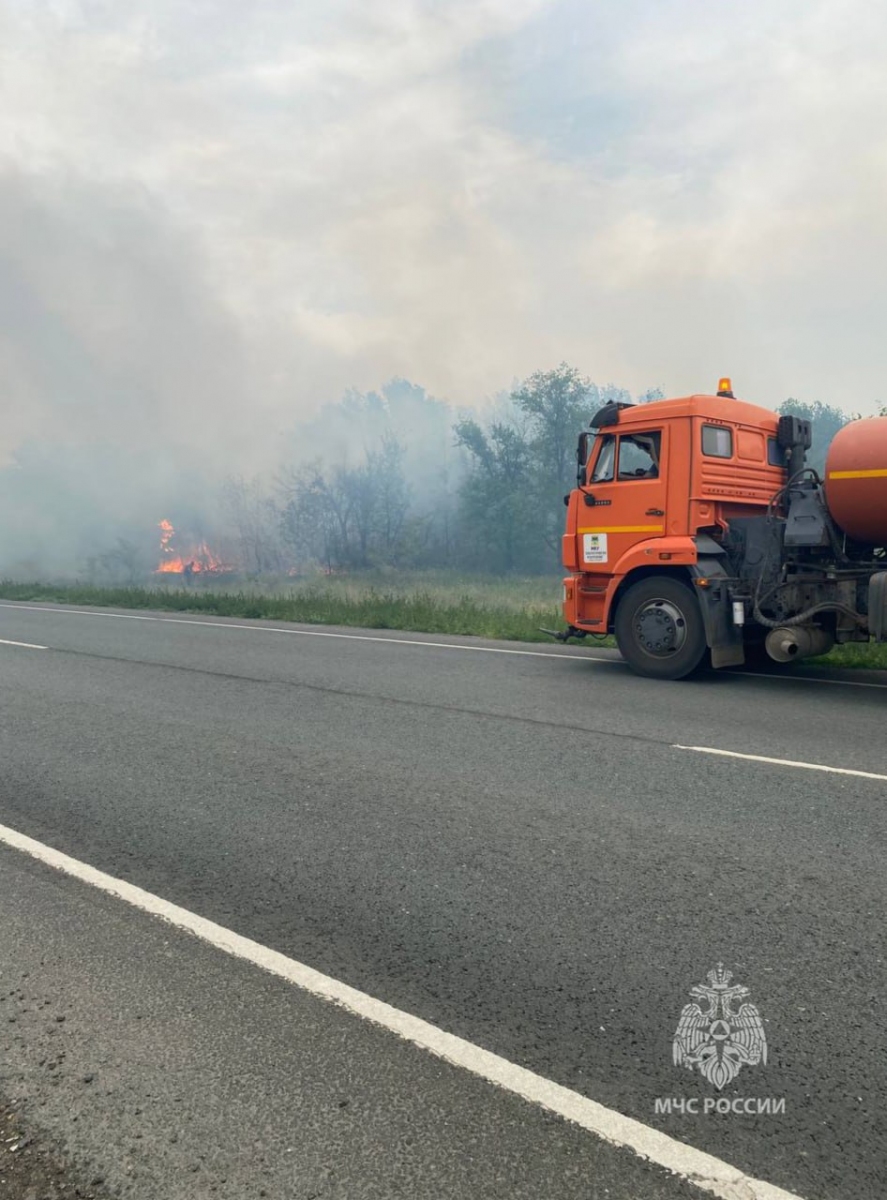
[371,433,411,564]
[454,409,541,572]
[222,475,285,575]
[511,366,652,562]
[514,363,601,564]
[512,364,593,506]
[453,366,660,573]
[279,461,345,572]
[279,379,458,569]
[279,435,415,570]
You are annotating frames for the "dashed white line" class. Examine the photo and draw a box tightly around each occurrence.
[0,636,47,650]
[674,745,887,782]
[0,818,803,1200]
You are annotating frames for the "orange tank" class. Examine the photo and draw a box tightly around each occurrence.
[825,416,887,545]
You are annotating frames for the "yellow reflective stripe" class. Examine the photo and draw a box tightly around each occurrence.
[827,468,887,479]
[578,525,664,534]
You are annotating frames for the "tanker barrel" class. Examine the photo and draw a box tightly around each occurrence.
[824,417,887,546]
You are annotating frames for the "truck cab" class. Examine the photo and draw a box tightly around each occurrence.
[561,386,785,678]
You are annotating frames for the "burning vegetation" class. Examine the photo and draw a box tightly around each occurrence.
[155,519,230,576]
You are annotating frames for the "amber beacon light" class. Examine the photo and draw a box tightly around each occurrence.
[716,377,735,398]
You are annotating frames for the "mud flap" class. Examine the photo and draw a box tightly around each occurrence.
[869,572,887,641]
[691,558,745,669]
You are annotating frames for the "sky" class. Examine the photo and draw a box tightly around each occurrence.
[2,0,887,485]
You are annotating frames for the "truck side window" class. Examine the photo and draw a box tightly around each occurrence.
[617,432,661,480]
[767,437,786,466]
[702,425,733,457]
[591,435,616,482]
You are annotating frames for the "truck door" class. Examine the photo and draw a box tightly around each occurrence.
[579,427,668,572]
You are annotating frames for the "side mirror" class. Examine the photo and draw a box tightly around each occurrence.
[576,431,590,485]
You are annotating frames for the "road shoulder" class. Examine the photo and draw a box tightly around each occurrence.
[0,844,707,1200]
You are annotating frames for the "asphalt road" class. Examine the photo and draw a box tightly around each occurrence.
[0,601,885,1199]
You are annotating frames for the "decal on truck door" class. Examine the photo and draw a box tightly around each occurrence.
[583,532,608,563]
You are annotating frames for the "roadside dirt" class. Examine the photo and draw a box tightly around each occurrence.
[0,1099,115,1199]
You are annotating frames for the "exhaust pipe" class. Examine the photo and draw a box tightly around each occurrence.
[765,626,834,663]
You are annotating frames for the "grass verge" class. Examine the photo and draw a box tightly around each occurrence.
[811,642,887,669]
[0,580,568,644]
[1,578,885,668]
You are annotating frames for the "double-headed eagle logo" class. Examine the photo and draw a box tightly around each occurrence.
[673,963,767,1090]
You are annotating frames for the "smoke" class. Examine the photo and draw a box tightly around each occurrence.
[2,0,887,574]
[0,167,251,573]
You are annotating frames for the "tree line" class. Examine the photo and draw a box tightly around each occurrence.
[235,371,863,578]
[91,369,872,583]
[269,365,665,577]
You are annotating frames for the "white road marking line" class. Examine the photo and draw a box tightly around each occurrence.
[732,671,887,691]
[0,603,608,662]
[674,745,887,782]
[2,601,887,690]
[0,822,802,1200]
[0,637,47,650]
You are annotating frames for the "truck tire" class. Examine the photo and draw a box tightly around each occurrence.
[614,576,707,680]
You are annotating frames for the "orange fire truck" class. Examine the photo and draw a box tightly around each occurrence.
[553,380,887,679]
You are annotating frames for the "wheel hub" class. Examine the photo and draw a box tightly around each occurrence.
[634,599,687,656]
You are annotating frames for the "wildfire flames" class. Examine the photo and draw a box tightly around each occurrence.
[155,518,230,575]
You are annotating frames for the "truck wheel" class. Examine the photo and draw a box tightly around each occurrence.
[614,577,707,680]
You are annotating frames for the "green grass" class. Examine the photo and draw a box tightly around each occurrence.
[812,641,887,669]
[1,573,885,668]
[0,574,569,644]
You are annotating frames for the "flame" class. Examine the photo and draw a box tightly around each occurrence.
[155,520,230,574]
